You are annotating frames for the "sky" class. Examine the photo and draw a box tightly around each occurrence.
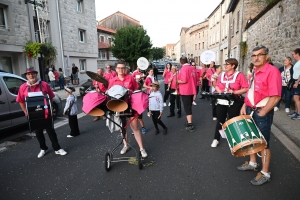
[95,0,222,47]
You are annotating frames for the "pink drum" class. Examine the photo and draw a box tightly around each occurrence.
[82,91,107,114]
[131,90,149,114]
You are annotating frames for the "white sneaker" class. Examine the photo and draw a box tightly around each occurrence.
[163,102,167,107]
[213,117,217,121]
[67,135,73,138]
[131,132,134,135]
[211,139,219,148]
[120,145,129,154]
[274,107,279,111]
[168,102,171,106]
[140,149,148,158]
[285,108,290,113]
[193,101,197,105]
[37,150,47,158]
[55,149,67,156]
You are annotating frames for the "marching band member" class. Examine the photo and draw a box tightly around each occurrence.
[132,67,145,86]
[143,68,154,94]
[211,65,222,121]
[239,45,281,186]
[108,59,148,158]
[92,68,108,122]
[191,60,199,105]
[16,68,67,158]
[177,56,197,132]
[206,61,216,93]
[167,65,181,118]
[200,64,209,98]
[104,65,117,81]
[211,58,248,148]
[163,63,172,106]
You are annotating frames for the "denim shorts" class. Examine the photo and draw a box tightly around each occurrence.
[72,73,78,79]
[292,83,300,96]
[246,107,274,148]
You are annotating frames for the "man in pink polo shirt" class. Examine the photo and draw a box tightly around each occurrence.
[177,56,197,132]
[104,65,117,81]
[239,45,281,186]
[16,69,67,158]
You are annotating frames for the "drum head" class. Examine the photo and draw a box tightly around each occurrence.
[87,108,105,116]
[200,50,216,64]
[137,57,149,70]
[106,85,128,99]
[106,99,128,112]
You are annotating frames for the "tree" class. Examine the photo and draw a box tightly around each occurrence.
[110,26,152,68]
[151,47,165,61]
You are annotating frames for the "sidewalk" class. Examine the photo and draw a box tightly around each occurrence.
[52,83,82,100]
[272,106,300,161]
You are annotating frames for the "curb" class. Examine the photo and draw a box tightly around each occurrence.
[271,124,300,162]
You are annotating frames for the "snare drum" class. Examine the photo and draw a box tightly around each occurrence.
[222,115,267,157]
[25,95,53,132]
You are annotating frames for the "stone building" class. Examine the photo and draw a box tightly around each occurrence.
[0,0,98,82]
[244,0,300,69]
[173,40,181,62]
[180,27,188,57]
[165,44,175,60]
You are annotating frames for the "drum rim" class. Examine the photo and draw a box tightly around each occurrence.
[232,140,267,157]
[222,115,252,129]
[87,108,105,116]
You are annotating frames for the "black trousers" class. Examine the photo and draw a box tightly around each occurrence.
[169,89,181,115]
[214,101,243,141]
[212,99,217,118]
[202,79,209,92]
[163,84,170,102]
[181,95,193,115]
[151,111,167,130]
[68,114,80,136]
[35,128,61,151]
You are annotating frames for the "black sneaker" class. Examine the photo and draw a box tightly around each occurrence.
[182,125,195,132]
[163,128,168,135]
[155,130,160,135]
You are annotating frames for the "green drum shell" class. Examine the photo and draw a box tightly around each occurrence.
[222,115,267,157]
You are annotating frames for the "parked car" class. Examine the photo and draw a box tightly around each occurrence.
[79,79,93,96]
[0,71,62,131]
[156,63,166,74]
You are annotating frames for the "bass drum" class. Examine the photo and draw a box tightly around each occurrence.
[222,115,267,157]
[25,95,53,132]
[106,85,130,113]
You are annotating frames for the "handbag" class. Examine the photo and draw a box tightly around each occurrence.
[287,79,295,91]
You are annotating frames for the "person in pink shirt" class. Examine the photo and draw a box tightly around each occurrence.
[143,68,154,94]
[211,58,248,148]
[132,67,145,85]
[163,63,172,106]
[200,64,209,99]
[206,61,216,89]
[191,60,200,105]
[108,59,148,158]
[92,68,108,122]
[16,69,67,158]
[167,65,181,118]
[177,56,197,132]
[104,65,117,81]
[239,45,281,186]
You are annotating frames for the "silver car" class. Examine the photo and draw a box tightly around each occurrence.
[0,71,62,131]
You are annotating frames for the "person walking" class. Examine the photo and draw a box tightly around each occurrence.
[71,63,79,85]
[63,86,80,138]
[16,68,67,158]
[153,65,158,81]
[274,57,293,112]
[167,65,181,118]
[58,68,65,90]
[143,68,154,94]
[163,63,172,106]
[48,68,55,90]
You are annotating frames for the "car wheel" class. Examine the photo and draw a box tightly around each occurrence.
[52,103,58,120]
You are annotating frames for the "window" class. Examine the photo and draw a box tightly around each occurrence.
[199,33,200,38]
[100,35,104,42]
[0,6,8,29]
[195,44,197,50]
[98,50,106,60]
[0,56,12,73]
[233,47,237,58]
[76,0,83,13]
[34,20,51,43]
[202,42,204,49]
[79,59,86,71]
[79,29,85,43]
[231,19,235,36]
[108,37,112,45]
[236,11,240,33]
[3,77,25,95]
[199,43,201,50]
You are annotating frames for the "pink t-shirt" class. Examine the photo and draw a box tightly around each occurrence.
[92,80,107,93]
[132,70,142,80]
[195,69,202,86]
[144,77,152,94]
[163,69,172,84]
[206,68,216,86]
[108,74,139,91]
[245,63,282,107]
[216,71,249,92]
[104,70,117,81]
[16,81,55,103]
[170,72,178,89]
[178,64,197,95]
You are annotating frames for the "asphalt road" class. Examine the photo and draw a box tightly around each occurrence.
[0,84,300,200]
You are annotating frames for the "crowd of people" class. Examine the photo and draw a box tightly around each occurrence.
[17,46,300,187]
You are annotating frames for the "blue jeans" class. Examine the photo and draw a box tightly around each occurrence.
[246,107,274,148]
[276,86,292,108]
[59,77,64,89]
[50,81,55,89]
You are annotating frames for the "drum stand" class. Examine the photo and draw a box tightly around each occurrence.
[104,115,143,171]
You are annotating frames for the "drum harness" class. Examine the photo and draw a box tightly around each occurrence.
[27,81,50,120]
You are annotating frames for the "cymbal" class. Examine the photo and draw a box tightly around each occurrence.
[86,71,108,88]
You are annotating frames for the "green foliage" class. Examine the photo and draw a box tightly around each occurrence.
[110,26,152,67]
[23,41,57,64]
[151,47,165,60]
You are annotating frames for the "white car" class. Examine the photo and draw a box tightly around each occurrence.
[0,70,62,131]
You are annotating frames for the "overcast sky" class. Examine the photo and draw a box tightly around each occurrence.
[95,0,222,47]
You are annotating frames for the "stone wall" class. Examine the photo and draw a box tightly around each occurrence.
[0,0,30,46]
[244,0,300,67]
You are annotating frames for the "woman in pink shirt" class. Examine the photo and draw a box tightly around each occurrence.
[108,59,148,158]
[143,69,154,94]
[211,58,248,148]
[163,63,172,106]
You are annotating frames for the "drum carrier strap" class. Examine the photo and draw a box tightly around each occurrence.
[27,81,49,119]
